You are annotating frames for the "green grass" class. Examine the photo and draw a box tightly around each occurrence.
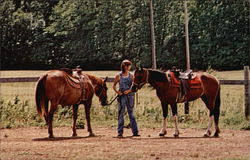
[0,70,249,130]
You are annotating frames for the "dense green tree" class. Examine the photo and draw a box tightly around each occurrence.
[1,0,249,70]
[189,0,249,70]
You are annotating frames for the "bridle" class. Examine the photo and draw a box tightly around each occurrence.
[132,69,149,90]
[96,83,107,103]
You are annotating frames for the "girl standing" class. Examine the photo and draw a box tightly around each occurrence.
[113,59,139,137]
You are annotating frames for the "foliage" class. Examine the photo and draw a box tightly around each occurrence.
[1,0,249,70]
[0,96,42,128]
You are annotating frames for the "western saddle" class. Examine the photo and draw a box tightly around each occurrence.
[60,66,86,102]
[171,67,194,103]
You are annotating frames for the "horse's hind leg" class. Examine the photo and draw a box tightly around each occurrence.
[204,114,214,137]
[213,88,221,137]
[48,102,57,138]
[72,104,79,137]
[201,95,214,137]
[159,101,168,136]
[84,100,94,137]
[44,98,49,125]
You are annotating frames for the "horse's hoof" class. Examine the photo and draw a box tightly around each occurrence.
[203,133,210,138]
[203,130,211,138]
[89,133,95,137]
[213,132,219,138]
[49,135,55,138]
[72,133,78,137]
[173,134,179,138]
[159,131,167,137]
[159,133,165,137]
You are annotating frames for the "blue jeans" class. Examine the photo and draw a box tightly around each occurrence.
[117,94,138,135]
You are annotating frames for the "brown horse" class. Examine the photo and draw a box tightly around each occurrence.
[132,67,221,137]
[35,70,108,138]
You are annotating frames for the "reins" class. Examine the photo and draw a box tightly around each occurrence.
[106,92,139,106]
[96,83,108,103]
[107,94,120,106]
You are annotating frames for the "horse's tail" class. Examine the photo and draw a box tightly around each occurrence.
[35,74,48,117]
[214,86,221,124]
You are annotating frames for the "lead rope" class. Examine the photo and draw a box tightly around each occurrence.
[107,94,119,106]
[136,92,139,107]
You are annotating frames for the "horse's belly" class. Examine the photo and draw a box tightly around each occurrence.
[186,88,203,101]
[59,89,82,105]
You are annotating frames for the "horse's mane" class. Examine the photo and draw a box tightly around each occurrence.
[148,69,168,82]
[85,74,103,85]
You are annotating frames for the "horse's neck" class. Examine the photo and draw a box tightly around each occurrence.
[86,74,100,87]
[148,70,170,89]
[148,70,157,89]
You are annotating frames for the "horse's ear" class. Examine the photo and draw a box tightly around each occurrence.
[140,66,143,71]
[104,76,108,82]
[135,64,139,70]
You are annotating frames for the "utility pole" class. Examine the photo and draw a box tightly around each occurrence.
[184,0,190,70]
[184,0,190,114]
[149,0,157,69]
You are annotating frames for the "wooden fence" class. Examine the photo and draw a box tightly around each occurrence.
[0,66,249,118]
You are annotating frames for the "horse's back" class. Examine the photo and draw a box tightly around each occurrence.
[42,70,67,101]
[46,70,66,78]
[198,72,220,97]
[199,72,219,85]
[43,70,94,105]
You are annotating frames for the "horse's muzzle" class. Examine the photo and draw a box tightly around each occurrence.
[131,84,138,92]
[101,97,108,106]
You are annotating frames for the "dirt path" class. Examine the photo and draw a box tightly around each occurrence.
[1,127,250,160]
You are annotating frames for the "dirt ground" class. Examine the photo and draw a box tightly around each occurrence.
[0,127,250,160]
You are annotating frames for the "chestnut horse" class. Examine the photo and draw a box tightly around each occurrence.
[35,70,108,138]
[132,67,221,137]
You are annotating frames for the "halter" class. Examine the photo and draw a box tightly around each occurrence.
[97,84,106,97]
[133,69,149,90]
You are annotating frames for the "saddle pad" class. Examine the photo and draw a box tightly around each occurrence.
[169,72,202,88]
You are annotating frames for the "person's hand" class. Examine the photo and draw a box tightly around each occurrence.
[117,91,123,95]
[123,90,131,95]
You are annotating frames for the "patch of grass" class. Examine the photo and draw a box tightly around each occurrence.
[0,96,43,128]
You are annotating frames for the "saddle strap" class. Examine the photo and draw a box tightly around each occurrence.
[79,76,86,102]
[176,80,189,103]
[64,72,87,103]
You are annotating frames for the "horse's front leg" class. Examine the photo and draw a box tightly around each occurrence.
[159,101,168,136]
[72,104,79,137]
[84,100,94,137]
[171,103,179,137]
[201,95,214,137]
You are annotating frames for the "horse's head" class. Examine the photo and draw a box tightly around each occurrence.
[95,76,108,106]
[132,66,149,92]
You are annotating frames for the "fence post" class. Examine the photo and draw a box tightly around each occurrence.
[244,66,250,119]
